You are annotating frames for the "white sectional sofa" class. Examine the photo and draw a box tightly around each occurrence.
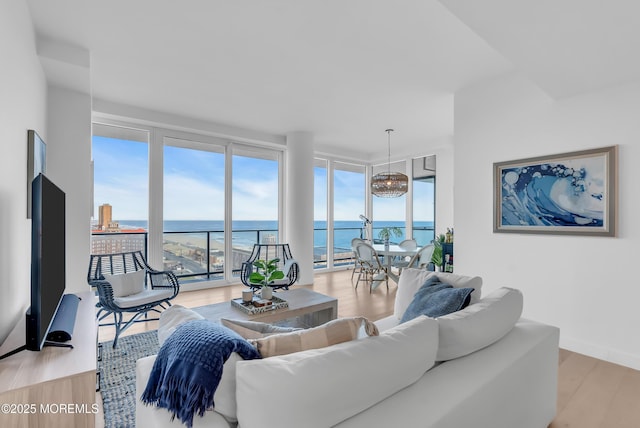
[136,270,559,428]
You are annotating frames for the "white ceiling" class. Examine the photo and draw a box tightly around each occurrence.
[25,0,640,159]
[440,0,640,99]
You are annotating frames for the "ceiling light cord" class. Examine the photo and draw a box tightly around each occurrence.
[386,129,393,174]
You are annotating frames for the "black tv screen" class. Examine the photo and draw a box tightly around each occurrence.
[26,173,66,351]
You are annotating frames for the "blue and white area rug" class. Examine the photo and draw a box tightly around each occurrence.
[99,330,159,428]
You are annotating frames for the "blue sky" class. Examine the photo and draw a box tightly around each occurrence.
[93,136,434,222]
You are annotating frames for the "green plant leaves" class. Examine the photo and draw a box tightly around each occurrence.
[251,257,284,286]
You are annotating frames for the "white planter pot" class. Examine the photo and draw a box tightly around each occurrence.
[261,286,273,300]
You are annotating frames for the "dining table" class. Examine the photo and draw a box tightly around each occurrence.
[372,243,418,284]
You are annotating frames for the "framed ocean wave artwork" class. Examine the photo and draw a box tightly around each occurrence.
[493,146,617,236]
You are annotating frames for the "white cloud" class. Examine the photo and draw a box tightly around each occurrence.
[164,174,225,220]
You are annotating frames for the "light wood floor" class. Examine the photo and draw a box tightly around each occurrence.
[97,270,640,428]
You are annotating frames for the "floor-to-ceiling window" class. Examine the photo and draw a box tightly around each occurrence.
[372,160,407,243]
[92,122,283,287]
[333,161,366,266]
[231,147,281,276]
[163,137,225,281]
[412,155,436,246]
[91,123,149,255]
[314,159,328,268]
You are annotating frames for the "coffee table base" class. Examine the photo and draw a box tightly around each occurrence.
[192,288,338,328]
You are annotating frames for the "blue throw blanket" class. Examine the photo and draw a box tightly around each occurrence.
[141,319,261,427]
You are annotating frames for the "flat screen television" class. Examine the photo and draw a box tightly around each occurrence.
[26,173,66,351]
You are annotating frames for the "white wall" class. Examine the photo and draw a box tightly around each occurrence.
[430,137,454,234]
[46,86,92,293]
[0,0,47,343]
[454,73,640,369]
[400,136,454,238]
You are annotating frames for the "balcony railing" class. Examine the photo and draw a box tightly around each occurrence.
[91,224,435,280]
[91,229,278,282]
[312,225,434,269]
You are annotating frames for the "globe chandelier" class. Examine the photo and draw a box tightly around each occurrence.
[371,129,408,198]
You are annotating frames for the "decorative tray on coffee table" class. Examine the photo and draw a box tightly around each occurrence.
[231,295,288,315]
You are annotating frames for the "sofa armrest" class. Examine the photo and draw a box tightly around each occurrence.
[135,355,236,428]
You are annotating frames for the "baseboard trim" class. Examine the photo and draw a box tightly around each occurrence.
[560,336,640,371]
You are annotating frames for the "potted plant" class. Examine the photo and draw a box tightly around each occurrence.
[378,226,403,248]
[430,233,446,270]
[249,258,285,300]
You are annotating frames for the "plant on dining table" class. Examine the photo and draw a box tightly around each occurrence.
[377,226,403,244]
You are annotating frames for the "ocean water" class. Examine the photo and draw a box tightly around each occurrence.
[118,220,435,252]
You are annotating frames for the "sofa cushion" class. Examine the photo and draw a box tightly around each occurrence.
[103,270,145,297]
[435,287,523,361]
[157,304,205,346]
[249,317,379,358]
[394,268,431,320]
[394,269,482,320]
[374,315,401,332]
[136,352,244,423]
[141,320,261,427]
[433,272,483,305]
[113,288,175,309]
[220,318,301,339]
[236,315,439,428]
[400,276,473,323]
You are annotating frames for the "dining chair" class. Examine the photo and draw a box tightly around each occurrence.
[393,238,418,267]
[393,244,436,274]
[398,239,418,250]
[354,242,389,293]
[350,237,365,280]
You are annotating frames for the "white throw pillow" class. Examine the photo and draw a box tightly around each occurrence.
[435,287,523,361]
[212,352,243,422]
[157,305,205,346]
[220,318,301,340]
[102,270,146,297]
[394,268,432,320]
[236,315,439,428]
[249,317,379,358]
[394,269,484,320]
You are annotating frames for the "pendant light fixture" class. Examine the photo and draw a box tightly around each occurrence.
[371,129,408,197]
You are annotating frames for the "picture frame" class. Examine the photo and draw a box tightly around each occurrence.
[27,129,47,218]
[493,146,617,236]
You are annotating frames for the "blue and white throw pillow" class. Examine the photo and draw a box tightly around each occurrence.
[401,276,474,323]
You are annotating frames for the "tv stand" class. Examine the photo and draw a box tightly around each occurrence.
[0,293,80,359]
[0,291,97,427]
[46,293,81,343]
[43,341,74,349]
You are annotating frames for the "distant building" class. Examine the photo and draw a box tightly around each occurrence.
[91,203,145,254]
[97,203,120,232]
[90,231,146,254]
[98,204,112,229]
[262,233,277,244]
